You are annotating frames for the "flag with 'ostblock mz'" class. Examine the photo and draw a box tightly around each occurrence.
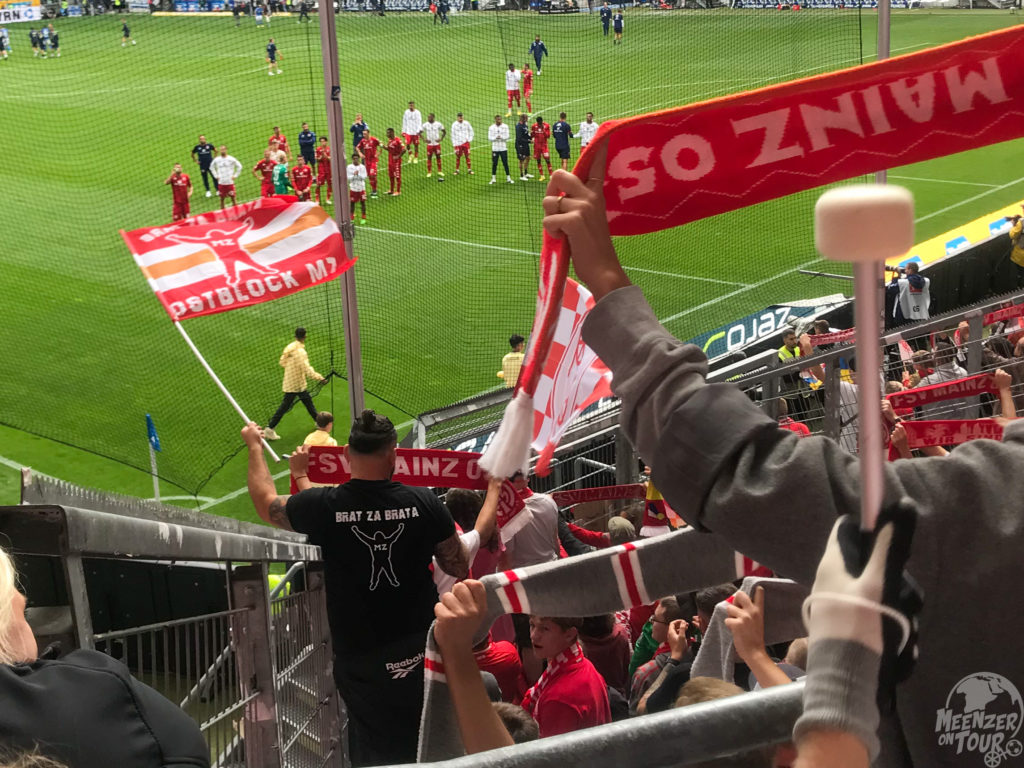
[120,197,350,321]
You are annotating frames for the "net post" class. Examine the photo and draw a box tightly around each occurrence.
[149,442,160,502]
[173,321,281,463]
[318,0,367,422]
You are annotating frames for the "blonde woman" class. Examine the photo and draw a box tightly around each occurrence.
[0,546,209,767]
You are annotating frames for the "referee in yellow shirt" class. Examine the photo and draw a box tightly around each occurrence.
[263,327,326,441]
[497,334,525,388]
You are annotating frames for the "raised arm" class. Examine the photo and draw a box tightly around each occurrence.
[473,477,503,544]
[995,368,1017,418]
[434,532,469,580]
[242,422,292,530]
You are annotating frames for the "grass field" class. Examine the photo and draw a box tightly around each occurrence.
[2,7,1023,523]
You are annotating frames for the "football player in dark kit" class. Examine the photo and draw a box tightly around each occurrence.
[190,135,217,198]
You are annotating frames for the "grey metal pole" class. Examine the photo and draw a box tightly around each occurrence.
[318,1,366,420]
[874,0,891,188]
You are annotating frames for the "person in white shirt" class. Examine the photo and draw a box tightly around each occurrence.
[401,101,423,164]
[420,112,447,178]
[487,115,513,185]
[210,145,243,209]
[504,63,522,117]
[450,112,474,175]
[578,112,600,148]
[433,478,502,597]
[503,472,559,568]
[346,153,368,224]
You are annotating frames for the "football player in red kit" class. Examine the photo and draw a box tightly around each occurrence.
[165,163,193,221]
[531,115,553,180]
[252,149,277,198]
[521,63,534,113]
[358,129,382,198]
[384,127,406,196]
[315,136,332,205]
[289,156,314,201]
[268,126,291,160]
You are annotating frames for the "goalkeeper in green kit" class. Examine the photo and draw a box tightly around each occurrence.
[272,151,291,195]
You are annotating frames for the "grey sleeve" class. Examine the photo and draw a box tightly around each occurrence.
[580,285,981,588]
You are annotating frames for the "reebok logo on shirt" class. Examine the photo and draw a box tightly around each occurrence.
[386,651,425,679]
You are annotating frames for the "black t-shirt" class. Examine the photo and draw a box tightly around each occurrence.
[287,479,455,652]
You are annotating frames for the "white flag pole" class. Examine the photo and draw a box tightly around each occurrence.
[149,441,161,501]
[173,321,281,462]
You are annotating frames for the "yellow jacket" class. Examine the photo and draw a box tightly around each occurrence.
[303,429,338,447]
[497,351,525,388]
[1010,220,1024,268]
[280,340,322,392]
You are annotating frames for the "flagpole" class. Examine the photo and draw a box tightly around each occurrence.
[149,442,161,501]
[318,1,367,422]
[173,321,281,462]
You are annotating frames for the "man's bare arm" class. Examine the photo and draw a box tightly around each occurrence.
[243,422,292,531]
[435,533,469,579]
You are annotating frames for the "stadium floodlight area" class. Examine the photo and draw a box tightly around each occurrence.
[3,3,1018,502]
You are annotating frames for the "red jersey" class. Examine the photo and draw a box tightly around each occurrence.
[531,655,611,737]
[474,638,527,704]
[358,135,380,163]
[254,158,275,184]
[269,133,289,152]
[290,164,313,190]
[385,137,405,162]
[522,68,534,88]
[315,145,331,169]
[530,122,551,148]
[168,173,191,202]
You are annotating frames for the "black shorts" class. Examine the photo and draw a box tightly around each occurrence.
[556,146,571,160]
[516,144,530,160]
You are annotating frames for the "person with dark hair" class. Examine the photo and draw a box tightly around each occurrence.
[629,596,688,713]
[917,339,972,420]
[492,702,539,743]
[579,613,631,697]
[887,261,931,326]
[242,409,469,766]
[263,327,325,441]
[497,333,525,388]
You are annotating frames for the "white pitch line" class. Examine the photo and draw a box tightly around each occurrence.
[151,494,217,504]
[659,258,824,325]
[889,175,998,189]
[0,454,23,471]
[360,226,748,285]
[914,174,1024,224]
[201,467,292,509]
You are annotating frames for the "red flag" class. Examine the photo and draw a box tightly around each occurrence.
[121,198,351,321]
[530,279,613,476]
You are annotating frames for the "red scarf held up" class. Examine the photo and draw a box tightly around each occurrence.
[886,374,998,409]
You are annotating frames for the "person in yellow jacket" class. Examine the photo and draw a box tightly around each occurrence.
[1008,208,1024,286]
[302,411,338,447]
[263,327,325,441]
[496,334,525,388]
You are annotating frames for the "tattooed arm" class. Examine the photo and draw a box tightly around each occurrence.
[434,532,469,579]
[243,422,293,531]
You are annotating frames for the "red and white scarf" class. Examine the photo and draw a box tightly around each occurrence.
[520,639,586,717]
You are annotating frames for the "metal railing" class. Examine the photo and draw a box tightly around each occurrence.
[3,471,343,768]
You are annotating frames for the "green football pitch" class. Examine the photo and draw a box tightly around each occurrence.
[2,8,1022,523]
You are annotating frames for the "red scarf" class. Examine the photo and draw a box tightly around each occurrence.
[887,374,998,409]
[521,640,585,717]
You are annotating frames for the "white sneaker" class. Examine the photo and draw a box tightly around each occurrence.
[519,175,528,181]
[205,190,212,198]
[489,177,496,184]
[276,69,282,74]
[506,176,514,184]
[526,173,535,178]
[263,427,280,440]
[268,71,274,75]
[131,40,136,45]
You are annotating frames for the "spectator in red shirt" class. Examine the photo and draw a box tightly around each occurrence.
[472,633,526,704]
[776,397,810,437]
[523,615,611,737]
[579,614,631,697]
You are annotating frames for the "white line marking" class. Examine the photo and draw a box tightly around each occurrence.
[658,258,824,325]
[914,174,1024,224]
[201,468,291,509]
[889,175,998,189]
[151,495,216,503]
[360,226,747,284]
[0,454,23,471]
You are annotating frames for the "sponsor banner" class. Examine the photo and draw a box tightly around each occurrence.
[901,419,1003,449]
[691,304,817,359]
[549,483,646,507]
[68,3,82,13]
[887,374,998,409]
[888,200,1023,272]
[0,5,41,21]
[984,302,1024,328]
[121,197,350,322]
[129,0,149,10]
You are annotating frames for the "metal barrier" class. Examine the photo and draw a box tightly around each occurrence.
[3,471,343,768]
